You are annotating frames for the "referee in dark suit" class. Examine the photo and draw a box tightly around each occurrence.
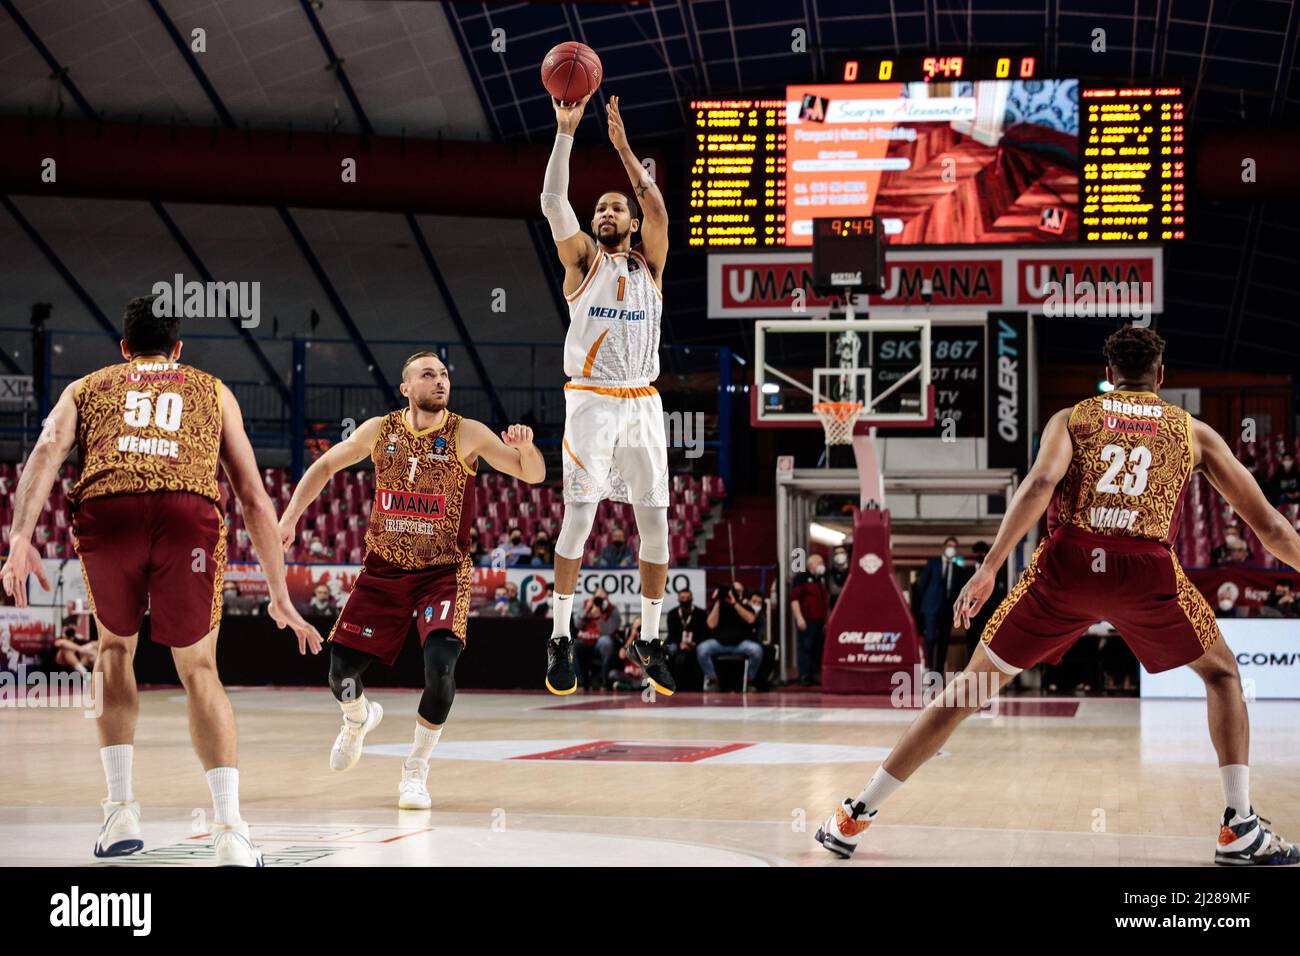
[914,537,971,674]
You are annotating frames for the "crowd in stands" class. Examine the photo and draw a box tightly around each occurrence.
[1190,436,1300,569]
[0,462,721,568]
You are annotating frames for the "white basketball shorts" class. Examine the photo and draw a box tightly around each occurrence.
[561,383,669,508]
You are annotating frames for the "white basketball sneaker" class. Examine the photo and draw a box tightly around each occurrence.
[329,700,383,772]
[398,759,432,810]
[212,821,264,867]
[93,799,143,858]
[815,797,877,859]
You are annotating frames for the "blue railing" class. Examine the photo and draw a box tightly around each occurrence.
[1,327,738,490]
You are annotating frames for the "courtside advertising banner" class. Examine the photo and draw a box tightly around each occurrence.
[505,567,706,618]
[36,559,703,623]
[1140,619,1300,699]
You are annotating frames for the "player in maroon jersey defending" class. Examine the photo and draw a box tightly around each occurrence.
[816,326,1299,866]
[1,295,320,866]
[279,351,545,809]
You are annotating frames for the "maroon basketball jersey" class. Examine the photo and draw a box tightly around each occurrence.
[1048,389,1195,546]
[365,409,476,569]
[71,360,223,506]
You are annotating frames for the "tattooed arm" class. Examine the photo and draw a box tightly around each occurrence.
[607,94,667,285]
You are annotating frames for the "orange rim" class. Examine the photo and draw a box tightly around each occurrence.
[813,401,863,422]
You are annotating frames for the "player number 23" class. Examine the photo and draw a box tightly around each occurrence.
[123,390,183,432]
[1096,443,1151,496]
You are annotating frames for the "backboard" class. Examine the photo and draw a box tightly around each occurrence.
[752,318,933,434]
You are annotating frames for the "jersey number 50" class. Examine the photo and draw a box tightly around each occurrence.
[124,390,184,432]
[1096,443,1151,496]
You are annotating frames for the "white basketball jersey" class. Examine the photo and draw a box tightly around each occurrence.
[564,249,662,386]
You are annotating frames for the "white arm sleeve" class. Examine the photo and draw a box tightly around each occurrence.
[539,132,581,241]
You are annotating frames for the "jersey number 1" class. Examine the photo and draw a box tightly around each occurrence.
[616,276,626,301]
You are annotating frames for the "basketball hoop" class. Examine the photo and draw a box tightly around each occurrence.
[813,401,863,445]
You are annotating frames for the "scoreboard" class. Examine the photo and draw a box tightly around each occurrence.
[687,66,1189,248]
[832,51,1041,83]
[687,99,786,247]
[1079,86,1186,242]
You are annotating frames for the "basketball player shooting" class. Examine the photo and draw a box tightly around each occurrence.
[816,326,1300,866]
[278,352,544,809]
[539,93,675,697]
[0,295,321,867]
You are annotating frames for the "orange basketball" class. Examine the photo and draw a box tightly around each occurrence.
[541,40,602,104]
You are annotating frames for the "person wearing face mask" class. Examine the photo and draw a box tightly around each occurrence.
[467,528,486,566]
[597,526,637,568]
[828,545,851,609]
[483,585,515,618]
[1265,453,1300,507]
[790,553,830,687]
[575,588,622,690]
[497,528,533,567]
[529,531,555,567]
[701,581,763,691]
[665,588,708,690]
[308,584,338,616]
[1214,583,1239,617]
[914,536,970,676]
[1212,523,1252,566]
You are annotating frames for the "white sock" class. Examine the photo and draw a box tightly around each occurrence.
[552,593,574,638]
[640,595,664,642]
[854,766,904,816]
[1220,764,1250,819]
[340,694,369,725]
[408,723,443,764]
[100,745,134,804]
[206,767,240,826]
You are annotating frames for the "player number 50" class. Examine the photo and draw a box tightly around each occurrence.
[1096,443,1151,496]
[124,390,184,432]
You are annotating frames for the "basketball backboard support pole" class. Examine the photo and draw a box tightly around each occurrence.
[852,429,884,509]
[774,467,1019,684]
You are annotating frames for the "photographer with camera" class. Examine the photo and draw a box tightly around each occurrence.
[574,587,622,690]
[699,581,763,692]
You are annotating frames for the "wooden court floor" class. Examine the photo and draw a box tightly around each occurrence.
[2,685,1297,866]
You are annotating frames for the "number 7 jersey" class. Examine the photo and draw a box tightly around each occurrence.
[71,360,223,506]
[1047,388,1195,545]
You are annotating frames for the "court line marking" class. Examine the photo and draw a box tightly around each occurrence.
[0,806,1225,851]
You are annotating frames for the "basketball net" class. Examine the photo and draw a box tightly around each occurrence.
[814,325,864,445]
[813,401,863,445]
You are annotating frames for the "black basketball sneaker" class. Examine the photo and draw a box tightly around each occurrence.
[629,638,676,696]
[1215,807,1300,865]
[545,635,577,696]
